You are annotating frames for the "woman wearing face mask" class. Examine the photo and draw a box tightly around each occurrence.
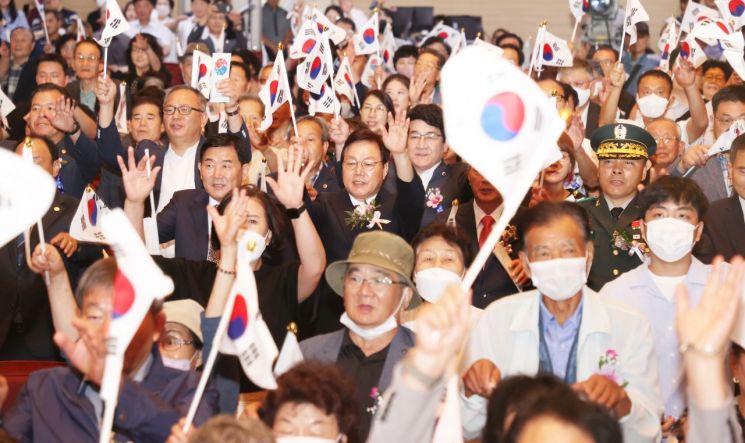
[160,299,204,371]
[259,361,360,443]
[529,133,581,207]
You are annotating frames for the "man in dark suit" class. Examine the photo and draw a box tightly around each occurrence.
[306,128,424,333]
[0,137,102,361]
[195,1,248,54]
[300,231,418,442]
[295,116,341,197]
[406,104,471,229]
[435,165,527,308]
[26,83,101,199]
[696,135,745,263]
[559,60,602,137]
[123,134,249,261]
[96,81,251,212]
[579,123,656,291]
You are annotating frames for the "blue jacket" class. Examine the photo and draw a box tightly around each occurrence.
[4,346,219,443]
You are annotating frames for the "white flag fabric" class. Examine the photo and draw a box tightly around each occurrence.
[624,0,650,46]
[691,16,735,44]
[680,1,722,34]
[724,48,745,80]
[69,187,111,243]
[310,7,347,45]
[716,0,745,31]
[421,22,462,51]
[473,38,504,57]
[190,50,212,100]
[0,87,15,129]
[308,82,340,115]
[0,149,55,248]
[453,29,468,54]
[380,22,397,72]
[678,37,707,68]
[289,19,320,60]
[334,57,359,105]
[273,329,304,377]
[708,119,745,156]
[441,45,565,220]
[114,81,128,134]
[568,0,590,21]
[658,17,678,72]
[657,17,679,52]
[360,53,383,88]
[353,12,379,56]
[258,51,292,131]
[431,376,464,443]
[297,36,331,94]
[101,0,130,41]
[210,53,231,103]
[538,30,573,67]
[76,16,86,42]
[218,233,279,390]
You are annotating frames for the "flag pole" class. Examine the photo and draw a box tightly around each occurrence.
[536,21,548,79]
[460,210,514,290]
[278,45,299,137]
[103,46,109,80]
[144,148,156,215]
[323,34,341,117]
[527,21,547,79]
[98,356,123,443]
[182,290,237,433]
[571,18,580,43]
[618,3,629,56]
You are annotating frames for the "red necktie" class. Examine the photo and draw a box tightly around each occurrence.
[479,215,495,248]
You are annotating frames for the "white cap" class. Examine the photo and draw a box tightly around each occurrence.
[163,299,205,343]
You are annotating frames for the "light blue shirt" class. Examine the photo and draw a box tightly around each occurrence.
[600,257,710,419]
[0,9,29,42]
[539,298,583,381]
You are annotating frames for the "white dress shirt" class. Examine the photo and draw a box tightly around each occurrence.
[417,163,439,190]
[157,141,199,213]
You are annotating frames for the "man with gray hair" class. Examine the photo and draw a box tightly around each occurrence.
[558,59,601,137]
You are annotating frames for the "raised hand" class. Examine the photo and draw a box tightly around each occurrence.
[673,58,696,88]
[117,146,160,204]
[95,74,117,106]
[266,141,313,210]
[49,232,78,257]
[208,188,249,249]
[609,62,625,89]
[54,314,109,386]
[409,74,428,106]
[29,242,66,276]
[49,96,77,133]
[381,109,410,154]
[567,115,585,151]
[246,121,269,152]
[216,78,242,108]
[679,144,710,170]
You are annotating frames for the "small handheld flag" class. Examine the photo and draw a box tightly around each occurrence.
[380,21,397,71]
[621,0,650,48]
[568,0,589,41]
[680,1,722,35]
[99,0,130,78]
[69,187,111,243]
[334,57,360,107]
[258,49,298,135]
[273,322,304,377]
[420,21,462,51]
[715,0,745,31]
[658,17,678,72]
[190,50,213,100]
[353,12,379,56]
[297,36,331,94]
[538,30,573,67]
[361,53,383,88]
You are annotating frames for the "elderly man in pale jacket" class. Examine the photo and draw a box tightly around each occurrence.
[461,202,663,442]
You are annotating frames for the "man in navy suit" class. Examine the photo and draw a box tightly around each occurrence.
[406,104,471,229]
[123,134,248,261]
[295,116,340,198]
[95,79,251,213]
[436,165,528,308]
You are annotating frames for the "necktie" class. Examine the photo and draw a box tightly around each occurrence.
[206,204,219,263]
[479,215,495,248]
[610,207,623,223]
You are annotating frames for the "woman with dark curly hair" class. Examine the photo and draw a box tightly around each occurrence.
[259,361,361,443]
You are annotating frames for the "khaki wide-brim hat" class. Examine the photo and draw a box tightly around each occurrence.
[325,231,422,308]
[163,299,205,343]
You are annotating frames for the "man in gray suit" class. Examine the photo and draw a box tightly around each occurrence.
[299,231,419,442]
[669,85,745,202]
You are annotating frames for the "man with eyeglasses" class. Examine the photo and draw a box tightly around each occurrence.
[305,127,423,333]
[95,78,251,218]
[558,60,602,137]
[670,85,745,202]
[406,104,471,228]
[300,231,419,441]
[646,119,684,182]
[67,39,119,115]
[410,48,445,106]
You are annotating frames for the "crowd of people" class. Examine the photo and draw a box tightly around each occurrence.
[1,0,745,441]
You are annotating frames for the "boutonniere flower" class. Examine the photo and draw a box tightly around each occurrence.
[597,349,628,388]
[345,201,391,230]
[611,219,647,261]
[499,224,518,254]
[425,187,444,212]
[366,386,384,415]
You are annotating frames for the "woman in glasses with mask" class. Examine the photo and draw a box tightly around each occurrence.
[159,299,204,371]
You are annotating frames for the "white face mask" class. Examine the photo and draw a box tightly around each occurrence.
[528,256,588,301]
[636,94,669,118]
[414,267,462,303]
[237,230,268,264]
[645,218,696,262]
[161,353,196,371]
[574,87,591,108]
[340,294,406,341]
[156,4,171,17]
[276,436,342,443]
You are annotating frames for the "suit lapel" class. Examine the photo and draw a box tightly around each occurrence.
[617,194,642,229]
[456,202,479,252]
[191,192,210,250]
[379,328,412,391]
[725,195,745,253]
[591,196,617,237]
[194,138,205,189]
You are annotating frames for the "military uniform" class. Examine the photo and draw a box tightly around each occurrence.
[582,123,657,291]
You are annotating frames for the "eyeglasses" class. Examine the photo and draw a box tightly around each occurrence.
[164,105,205,116]
[76,54,99,62]
[344,272,404,293]
[160,332,195,351]
[715,116,745,127]
[652,136,678,145]
[343,159,383,172]
[408,132,442,143]
[361,104,388,114]
[704,74,726,82]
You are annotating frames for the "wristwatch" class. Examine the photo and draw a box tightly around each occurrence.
[226,106,240,117]
[286,203,307,219]
[69,121,80,135]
